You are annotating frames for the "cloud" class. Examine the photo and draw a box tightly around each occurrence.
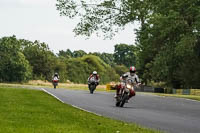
[18,0,53,7]
[0,0,54,8]
[0,0,20,8]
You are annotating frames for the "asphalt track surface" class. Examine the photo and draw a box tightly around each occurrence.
[42,88,200,133]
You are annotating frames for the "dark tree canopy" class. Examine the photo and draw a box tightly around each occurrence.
[114,44,137,67]
[0,36,32,82]
[56,0,200,88]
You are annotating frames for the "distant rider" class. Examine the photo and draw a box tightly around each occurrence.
[52,72,60,81]
[88,71,100,87]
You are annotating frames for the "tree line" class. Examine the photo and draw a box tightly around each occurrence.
[1,0,200,89]
[56,0,200,89]
[0,35,137,84]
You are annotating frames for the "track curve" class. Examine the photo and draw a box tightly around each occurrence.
[42,88,200,133]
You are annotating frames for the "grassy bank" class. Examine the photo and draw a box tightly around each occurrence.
[138,92,200,102]
[0,80,106,91]
[0,86,160,133]
[154,93,200,101]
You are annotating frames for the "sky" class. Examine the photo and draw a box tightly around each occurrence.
[0,0,138,54]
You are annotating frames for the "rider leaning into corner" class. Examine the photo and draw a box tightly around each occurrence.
[88,71,100,87]
[114,66,141,102]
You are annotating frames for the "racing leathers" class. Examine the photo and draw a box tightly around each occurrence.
[52,74,59,81]
[88,74,100,87]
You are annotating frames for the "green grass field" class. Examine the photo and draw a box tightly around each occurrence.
[0,86,160,133]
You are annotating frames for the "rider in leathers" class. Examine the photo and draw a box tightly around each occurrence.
[52,72,59,81]
[88,71,100,88]
[115,66,140,101]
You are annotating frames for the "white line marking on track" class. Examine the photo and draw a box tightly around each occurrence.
[41,88,102,117]
[42,88,64,103]
[183,98,200,102]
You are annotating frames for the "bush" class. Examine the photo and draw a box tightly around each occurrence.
[66,55,119,84]
[0,36,32,82]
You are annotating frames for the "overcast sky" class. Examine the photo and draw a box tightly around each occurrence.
[0,0,138,54]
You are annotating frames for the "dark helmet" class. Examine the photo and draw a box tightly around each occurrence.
[130,66,136,73]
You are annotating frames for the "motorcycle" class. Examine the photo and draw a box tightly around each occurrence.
[52,77,59,89]
[116,79,135,107]
[88,76,97,94]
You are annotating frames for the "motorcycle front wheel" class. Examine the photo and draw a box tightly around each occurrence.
[89,85,96,94]
[53,83,57,89]
[120,93,129,107]
[116,101,120,107]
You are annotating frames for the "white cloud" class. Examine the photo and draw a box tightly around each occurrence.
[0,0,54,8]
[0,0,20,8]
[19,0,53,6]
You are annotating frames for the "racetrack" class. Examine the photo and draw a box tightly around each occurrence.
[42,88,200,133]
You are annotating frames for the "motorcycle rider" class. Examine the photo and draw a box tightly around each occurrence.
[115,66,140,102]
[88,71,100,88]
[52,72,59,81]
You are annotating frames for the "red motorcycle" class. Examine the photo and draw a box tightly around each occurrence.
[52,77,59,89]
[116,79,136,107]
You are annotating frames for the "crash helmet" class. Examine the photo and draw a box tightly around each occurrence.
[130,66,136,73]
[54,72,58,76]
[93,71,97,75]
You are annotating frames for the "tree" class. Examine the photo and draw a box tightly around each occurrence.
[56,0,200,88]
[66,55,119,84]
[73,50,87,57]
[22,40,56,80]
[114,44,137,67]
[136,0,200,88]
[56,0,151,38]
[0,36,32,82]
[58,49,87,58]
[58,49,73,58]
[90,52,115,66]
[113,65,128,76]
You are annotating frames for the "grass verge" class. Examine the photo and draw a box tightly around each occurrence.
[153,93,200,101]
[1,82,199,102]
[139,92,200,101]
[0,86,160,133]
[0,81,106,91]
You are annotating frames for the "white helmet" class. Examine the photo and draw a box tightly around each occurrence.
[93,71,97,75]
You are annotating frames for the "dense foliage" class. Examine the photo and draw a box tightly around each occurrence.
[136,0,200,88]
[0,36,32,82]
[21,40,56,80]
[114,44,137,67]
[1,0,199,88]
[0,36,135,84]
[56,0,200,88]
[65,55,119,84]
